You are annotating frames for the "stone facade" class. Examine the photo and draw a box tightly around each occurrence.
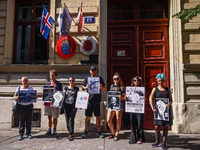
[0,0,200,133]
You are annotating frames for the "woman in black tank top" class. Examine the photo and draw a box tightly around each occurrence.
[149,73,173,150]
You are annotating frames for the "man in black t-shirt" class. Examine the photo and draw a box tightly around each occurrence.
[81,66,106,138]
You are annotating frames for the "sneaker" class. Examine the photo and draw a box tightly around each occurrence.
[152,142,161,147]
[161,144,167,150]
[27,134,32,139]
[53,130,57,136]
[45,130,51,135]
[97,131,104,138]
[68,135,74,141]
[137,139,142,144]
[18,135,23,140]
[81,131,88,138]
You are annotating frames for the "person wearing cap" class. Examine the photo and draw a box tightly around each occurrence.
[81,66,106,138]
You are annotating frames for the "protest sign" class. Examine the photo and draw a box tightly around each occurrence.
[88,77,100,94]
[18,90,37,103]
[154,98,169,121]
[125,86,145,113]
[43,85,54,102]
[75,92,89,109]
[50,91,65,108]
[107,91,121,111]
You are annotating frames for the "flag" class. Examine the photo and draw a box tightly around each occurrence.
[61,6,72,36]
[57,5,62,38]
[40,7,54,40]
[77,3,83,33]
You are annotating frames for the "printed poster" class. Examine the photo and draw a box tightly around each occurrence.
[154,98,169,121]
[107,91,121,111]
[75,92,89,109]
[43,85,54,102]
[88,77,100,94]
[125,87,145,113]
[18,90,37,103]
[50,91,65,108]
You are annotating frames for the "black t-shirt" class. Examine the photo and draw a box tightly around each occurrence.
[82,76,105,103]
[110,84,125,95]
[64,86,79,105]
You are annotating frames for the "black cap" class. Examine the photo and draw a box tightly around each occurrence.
[90,66,97,70]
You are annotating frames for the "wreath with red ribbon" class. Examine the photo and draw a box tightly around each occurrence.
[56,36,76,59]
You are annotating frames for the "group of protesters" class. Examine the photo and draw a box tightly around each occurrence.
[13,66,173,150]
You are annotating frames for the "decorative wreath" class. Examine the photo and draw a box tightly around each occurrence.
[80,37,96,55]
[56,36,76,59]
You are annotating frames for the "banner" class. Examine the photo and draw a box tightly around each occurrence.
[154,98,169,121]
[107,91,121,111]
[50,91,65,108]
[88,77,100,94]
[43,85,54,102]
[18,90,37,103]
[75,92,89,109]
[125,87,145,113]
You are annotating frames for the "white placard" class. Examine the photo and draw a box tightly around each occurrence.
[75,92,89,109]
[125,87,145,113]
[50,91,65,108]
[88,77,100,94]
[154,98,169,121]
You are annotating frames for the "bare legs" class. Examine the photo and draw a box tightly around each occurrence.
[47,116,57,128]
[154,125,168,145]
[84,116,101,132]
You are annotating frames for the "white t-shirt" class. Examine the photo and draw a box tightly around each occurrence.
[16,86,34,106]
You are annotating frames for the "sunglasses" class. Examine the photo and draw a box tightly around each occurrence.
[69,80,74,82]
[113,78,119,81]
[134,80,140,82]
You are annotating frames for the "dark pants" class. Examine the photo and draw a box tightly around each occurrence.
[63,103,77,135]
[18,104,33,136]
[130,113,145,143]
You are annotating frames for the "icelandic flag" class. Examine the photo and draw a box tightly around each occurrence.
[61,6,72,36]
[77,3,83,33]
[40,7,54,40]
[57,5,62,38]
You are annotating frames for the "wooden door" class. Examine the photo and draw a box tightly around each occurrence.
[139,26,169,129]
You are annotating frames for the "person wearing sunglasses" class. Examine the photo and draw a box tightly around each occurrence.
[129,76,146,144]
[107,72,126,141]
[149,73,173,150]
[63,77,79,141]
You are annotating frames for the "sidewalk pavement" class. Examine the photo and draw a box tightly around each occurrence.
[0,129,199,150]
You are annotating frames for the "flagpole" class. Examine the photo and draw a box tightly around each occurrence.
[64,3,77,25]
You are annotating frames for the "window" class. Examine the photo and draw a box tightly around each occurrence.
[13,0,49,64]
[108,0,168,21]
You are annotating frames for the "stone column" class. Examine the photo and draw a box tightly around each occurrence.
[169,0,184,133]
[99,0,107,132]
[3,0,15,64]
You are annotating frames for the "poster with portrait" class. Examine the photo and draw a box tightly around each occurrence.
[43,85,54,102]
[88,77,100,94]
[18,90,37,103]
[107,91,121,111]
[125,87,145,113]
[50,91,65,108]
[154,98,169,121]
[75,92,89,109]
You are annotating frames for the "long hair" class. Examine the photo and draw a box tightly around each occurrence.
[113,72,125,90]
[131,76,142,87]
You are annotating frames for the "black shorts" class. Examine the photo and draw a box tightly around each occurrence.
[85,102,101,117]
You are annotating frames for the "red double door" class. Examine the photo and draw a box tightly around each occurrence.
[107,22,170,129]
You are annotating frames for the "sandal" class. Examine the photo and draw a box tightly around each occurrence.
[107,134,114,139]
[114,135,119,141]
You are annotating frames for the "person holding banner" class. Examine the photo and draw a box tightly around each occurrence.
[107,73,126,141]
[63,77,79,141]
[129,76,146,144]
[44,70,63,136]
[13,76,37,140]
[149,73,173,150]
[81,66,106,138]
